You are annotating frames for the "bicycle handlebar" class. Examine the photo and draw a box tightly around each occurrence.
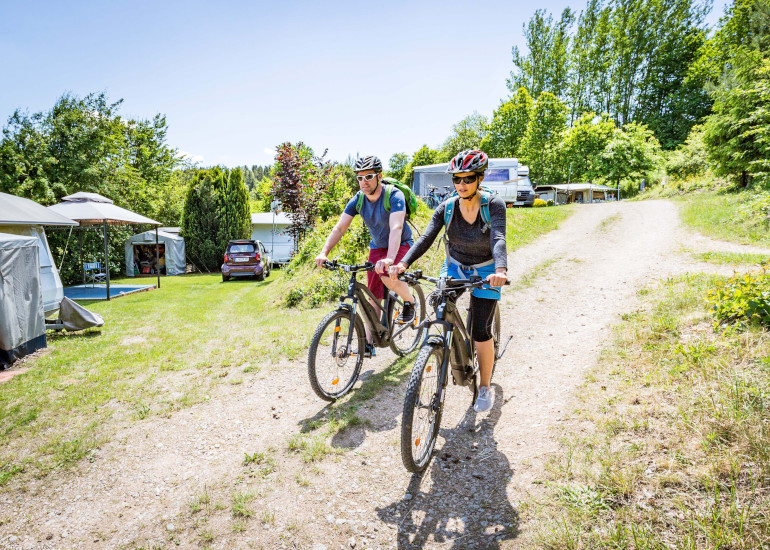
[322,260,374,272]
[411,272,511,290]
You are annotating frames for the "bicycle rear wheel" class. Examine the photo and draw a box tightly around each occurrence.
[401,343,444,473]
[307,310,365,401]
[388,282,426,356]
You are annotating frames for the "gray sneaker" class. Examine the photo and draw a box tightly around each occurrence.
[474,386,493,412]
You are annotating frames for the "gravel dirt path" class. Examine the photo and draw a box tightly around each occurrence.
[1,200,768,550]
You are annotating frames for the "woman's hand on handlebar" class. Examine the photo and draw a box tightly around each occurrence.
[486,269,508,288]
[388,261,407,280]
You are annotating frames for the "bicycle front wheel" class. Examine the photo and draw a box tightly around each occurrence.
[307,310,365,401]
[388,282,426,356]
[401,343,444,473]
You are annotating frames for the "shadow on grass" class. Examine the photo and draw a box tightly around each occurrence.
[298,353,415,450]
[377,384,519,549]
[46,328,103,342]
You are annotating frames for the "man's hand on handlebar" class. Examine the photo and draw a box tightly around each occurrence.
[314,253,329,270]
[388,261,408,280]
[375,257,394,275]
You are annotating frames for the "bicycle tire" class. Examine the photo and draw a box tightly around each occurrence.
[307,309,366,401]
[388,282,427,357]
[401,343,444,473]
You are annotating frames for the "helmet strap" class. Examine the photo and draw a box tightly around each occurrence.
[365,175,381,197]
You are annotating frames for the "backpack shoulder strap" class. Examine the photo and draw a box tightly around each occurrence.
[443,195,458,228]
[355,191,364,214]
[479,191,492,232]
[382,184,394,213]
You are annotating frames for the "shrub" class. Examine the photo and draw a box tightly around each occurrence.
[708,262,770,327]
[533,198,547,207]
[546,199,554,206]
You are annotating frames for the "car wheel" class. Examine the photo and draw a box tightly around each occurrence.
[256,271,265,282]
[222,274,229,282]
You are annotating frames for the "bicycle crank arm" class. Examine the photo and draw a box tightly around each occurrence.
[496,335,513,360]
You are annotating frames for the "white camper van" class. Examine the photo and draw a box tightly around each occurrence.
[412,157,535,207]
[0,193,78,317]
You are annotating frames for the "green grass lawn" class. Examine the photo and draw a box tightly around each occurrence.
[0,204,576,486]
[678,191,770,247]
[0,271,326,484]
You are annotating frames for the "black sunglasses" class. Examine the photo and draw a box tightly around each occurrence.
[452,174,479,184]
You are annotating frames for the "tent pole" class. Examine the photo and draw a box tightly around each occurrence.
[79,227,84,284]
[103,220,110,301]
[155,226,160,289]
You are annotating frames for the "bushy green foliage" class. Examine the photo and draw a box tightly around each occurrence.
[598,122,662,189]
[438,113,488,162]
[218,167,251,245]
[510,0,710,149]
[556,112,617,183]
[665,125,710,180]
[403,145,440,186]
[387,153,409,181]
[519,91,568,183]
[481,87,534,158]
[708,262,770,327]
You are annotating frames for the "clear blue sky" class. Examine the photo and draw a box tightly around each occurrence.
[0,0,729,169]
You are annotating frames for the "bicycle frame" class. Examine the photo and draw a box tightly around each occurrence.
[420,287,477,414]
[335,268,415,349]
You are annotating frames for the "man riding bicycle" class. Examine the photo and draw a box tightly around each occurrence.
[315,155,417,357]
[389,149,508,412]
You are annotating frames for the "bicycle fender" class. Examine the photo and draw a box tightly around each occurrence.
[425,335,444,347]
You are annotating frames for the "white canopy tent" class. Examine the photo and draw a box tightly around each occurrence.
[125,229,186,276]
[49,192,161,300]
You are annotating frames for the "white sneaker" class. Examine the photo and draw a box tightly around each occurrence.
[474,385,493,412]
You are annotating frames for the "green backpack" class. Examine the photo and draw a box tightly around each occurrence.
[355,177,419,220]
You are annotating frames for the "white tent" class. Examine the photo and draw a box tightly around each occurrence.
[125,229,186,276]
[49,192,161,299]
[0,233,45,367]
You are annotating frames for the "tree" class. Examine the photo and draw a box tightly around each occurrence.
[438,112,488,161]
[402,145,440,186]
[481,87,534,158]
[218,167,251,245]
[703,52,770,186]
[273,143,341,245]
[665,124,709,179]
[387,153,410,181]
[557,112,617,182]
[519,92,568,183]
[598,122,662,188]
[181,169,224,272]
[509,8,575,98]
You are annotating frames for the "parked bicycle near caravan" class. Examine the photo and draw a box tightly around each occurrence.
[307,261,426,402]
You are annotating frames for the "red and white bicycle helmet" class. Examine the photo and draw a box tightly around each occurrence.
[447,149,488,174]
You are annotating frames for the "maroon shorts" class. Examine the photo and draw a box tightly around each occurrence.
[367,244,411,300]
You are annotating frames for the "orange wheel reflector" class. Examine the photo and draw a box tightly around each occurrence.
[331,378,339,385]
[414,438,421,447]
[334,326,340,333]
[426,365,432,373]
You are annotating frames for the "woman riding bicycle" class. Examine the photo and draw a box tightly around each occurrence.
[389,149,508,412]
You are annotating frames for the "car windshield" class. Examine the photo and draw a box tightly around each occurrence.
[229,244,255,253]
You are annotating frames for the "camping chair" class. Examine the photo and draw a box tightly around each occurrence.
[83,262,106,287]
